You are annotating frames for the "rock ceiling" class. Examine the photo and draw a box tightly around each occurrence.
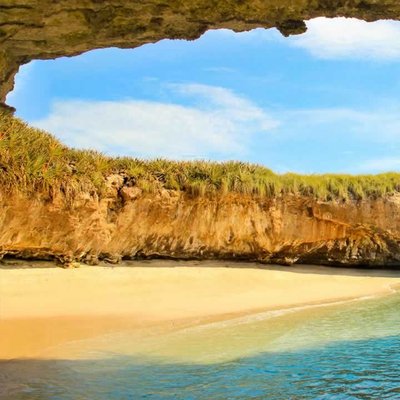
[1,0,399,111]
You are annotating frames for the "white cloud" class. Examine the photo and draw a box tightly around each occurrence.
[209,19,400,61]
[273,106,400,173]
[31,84,278,159]
[290,17,400,60]
[357,158,400,173]
[280,105,400,142]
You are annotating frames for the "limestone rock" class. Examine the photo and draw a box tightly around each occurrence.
[1,190,400,267]
[120,187,142,202]
[2,0,400,109]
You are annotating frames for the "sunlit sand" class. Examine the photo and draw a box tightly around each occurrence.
[1,261,400,361]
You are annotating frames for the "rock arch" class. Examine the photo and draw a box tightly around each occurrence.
[1,0,400,110]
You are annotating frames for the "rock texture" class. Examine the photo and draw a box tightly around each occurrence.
[1,179,400,267]
[2,0,400,110]
[2,1,400,267]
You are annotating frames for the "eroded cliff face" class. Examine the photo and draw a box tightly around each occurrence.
[2,177,400,267]
[2,0,400,110]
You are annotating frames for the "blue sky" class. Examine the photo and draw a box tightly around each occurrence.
[9,17,400,174]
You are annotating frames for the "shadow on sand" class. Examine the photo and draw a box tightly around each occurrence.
[2,258,400,278]
[2,333,400,400]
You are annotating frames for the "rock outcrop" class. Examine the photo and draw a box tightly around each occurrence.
[2,2,400,267]
[2,179,400,267]
[2,0,400,109]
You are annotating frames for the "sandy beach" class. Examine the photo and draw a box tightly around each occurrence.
[1,260,400,360]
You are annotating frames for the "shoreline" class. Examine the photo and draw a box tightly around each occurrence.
[3,257,400,275]
[1,261,400,360]
[3,257,400,271]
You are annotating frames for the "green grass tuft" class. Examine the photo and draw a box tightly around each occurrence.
[1,112,400,201]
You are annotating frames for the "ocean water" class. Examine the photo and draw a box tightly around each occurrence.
[2,292,400,399]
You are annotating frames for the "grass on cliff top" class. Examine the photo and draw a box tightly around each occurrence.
[1,112,400,201]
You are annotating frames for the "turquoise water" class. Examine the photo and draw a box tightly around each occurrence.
[2,293,400,399]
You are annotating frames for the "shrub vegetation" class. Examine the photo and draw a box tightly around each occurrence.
[1,112,400,201]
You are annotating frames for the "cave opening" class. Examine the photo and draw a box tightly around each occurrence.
[2,5,400,270]
[7,17,400,175]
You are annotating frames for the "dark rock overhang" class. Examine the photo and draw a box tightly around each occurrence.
[1,0,399,111]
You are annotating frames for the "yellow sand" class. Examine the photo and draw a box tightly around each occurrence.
[1,261,400,360]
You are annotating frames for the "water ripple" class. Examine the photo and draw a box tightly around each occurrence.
[2,294,400,399]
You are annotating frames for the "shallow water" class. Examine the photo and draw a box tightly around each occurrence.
[2,292,400,399]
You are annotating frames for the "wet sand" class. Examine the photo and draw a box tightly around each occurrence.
[1,261,400,360]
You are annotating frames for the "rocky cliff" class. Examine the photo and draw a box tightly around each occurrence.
[2,0,400,110]
[1,114,400,268]
[2,179,400,268]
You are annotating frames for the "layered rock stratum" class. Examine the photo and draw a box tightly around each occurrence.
[1,2,400,267]
[2,185,400,268]
[2,0,400,110]
[1,114,400,268]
